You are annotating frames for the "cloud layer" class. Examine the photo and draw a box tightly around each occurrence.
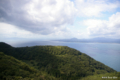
[0,0,77,34]
[0,0,120,40]
[0,22,74,41]
[75,0,119,17]
[84,12,120,38]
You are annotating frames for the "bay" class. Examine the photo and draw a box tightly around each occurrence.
[12,41,120,72]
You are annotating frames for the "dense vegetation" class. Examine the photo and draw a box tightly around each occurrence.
[0,52,36,79]
[0,42,118,80]
[0,52,58,80]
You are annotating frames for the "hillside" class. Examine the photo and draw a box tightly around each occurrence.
[79,72,120,80]
[0,42,117,80]
[0,52,36,79]
[0,52,60,80]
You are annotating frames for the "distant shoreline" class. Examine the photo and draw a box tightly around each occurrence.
[52,40,120,44]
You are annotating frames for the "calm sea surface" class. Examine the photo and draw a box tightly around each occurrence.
[12,41,120,72]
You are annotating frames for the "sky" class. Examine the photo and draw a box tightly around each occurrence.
[0,0,120,43]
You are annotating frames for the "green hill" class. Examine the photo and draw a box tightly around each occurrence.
[0,52,36,79]
[0,42,117,80]
[0,52,59,80]
[0,42,13,48]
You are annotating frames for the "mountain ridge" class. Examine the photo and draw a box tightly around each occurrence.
[0,42,118,80]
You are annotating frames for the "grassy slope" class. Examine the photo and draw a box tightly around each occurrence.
[0,42,118,80]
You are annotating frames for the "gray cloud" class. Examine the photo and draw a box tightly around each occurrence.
[0,0,76,35]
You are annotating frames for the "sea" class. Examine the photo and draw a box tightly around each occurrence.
[12,41,120,72]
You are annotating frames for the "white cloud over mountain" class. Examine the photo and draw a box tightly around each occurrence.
[0,22,36,38]
[0,0,77,35]
[0,0,120,40]
[0,22,73,40]
[84,12,120,38]
[75,0,119,17]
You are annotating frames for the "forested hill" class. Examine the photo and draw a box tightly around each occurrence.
[0,42,117,80]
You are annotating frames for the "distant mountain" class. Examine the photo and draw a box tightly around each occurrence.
[54,37,120,43]
[0,42,118,80]
[57,38,80,42]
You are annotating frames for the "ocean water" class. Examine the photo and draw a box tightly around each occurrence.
[13,41,120,72]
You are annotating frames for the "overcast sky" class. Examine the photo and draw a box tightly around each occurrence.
[0,0,120,43]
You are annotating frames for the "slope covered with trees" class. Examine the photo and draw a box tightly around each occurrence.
[0,42,117,80]
[0,52,60,80]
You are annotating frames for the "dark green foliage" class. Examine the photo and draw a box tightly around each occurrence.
[0,52,36,79]
[0,42,117,80]
[0,52,58,80]
[0,42,13,48]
